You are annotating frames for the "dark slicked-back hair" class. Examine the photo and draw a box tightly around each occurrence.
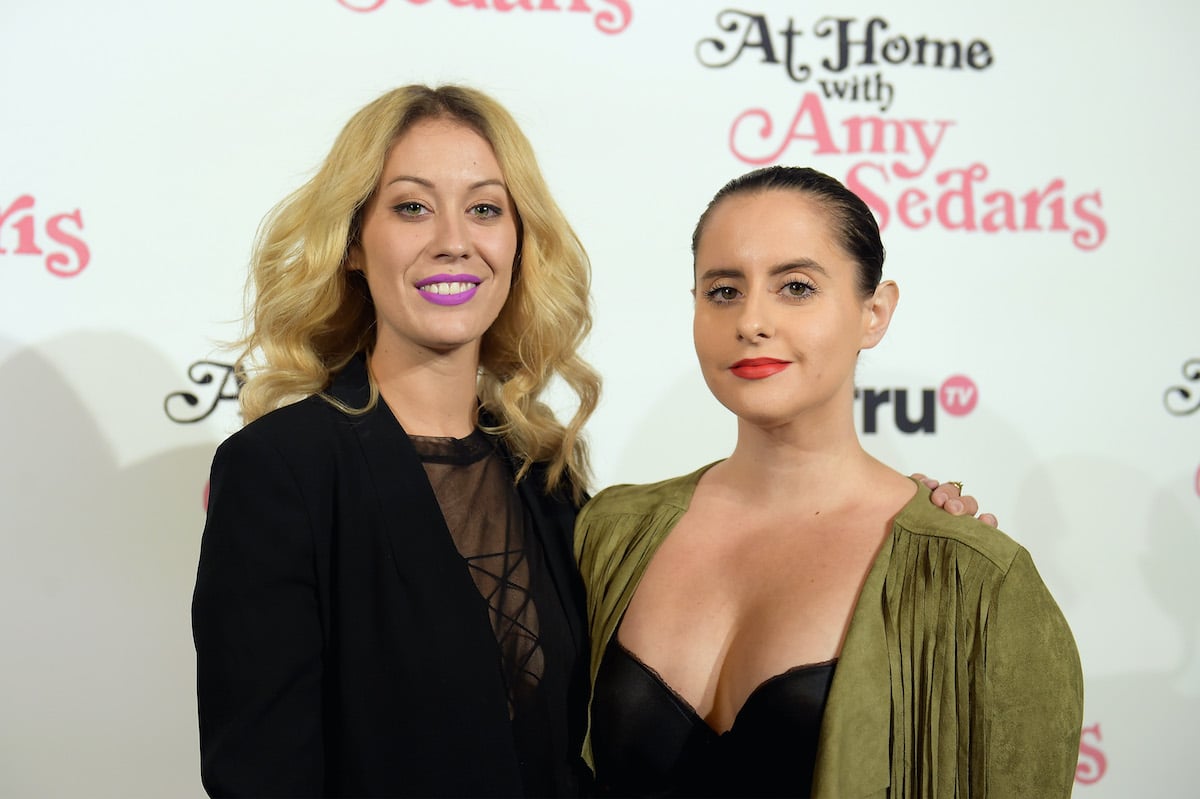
[691,165,886,297]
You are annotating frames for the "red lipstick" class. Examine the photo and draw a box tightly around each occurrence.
[730,357,790,379]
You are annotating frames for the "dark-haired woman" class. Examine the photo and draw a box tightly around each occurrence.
[575,166,1083,798]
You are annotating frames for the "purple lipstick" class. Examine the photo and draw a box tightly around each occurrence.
[415,273,481,306]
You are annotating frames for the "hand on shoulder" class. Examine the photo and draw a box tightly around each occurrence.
[911,472,999,528]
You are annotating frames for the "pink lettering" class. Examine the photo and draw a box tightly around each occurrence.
[723,97,1104,251]
[896,187,931,229]
[337,0,388,10]
[45,210,90,277]
[730,93,840,165]
[844,161,890,231]
[729,94,951,175]
[1076,723,1107,785]
[1072,191,1106,251]
[1021,179,1068,231]
[837,159,1106,251]
[0,194,41,255]
[935,162,988,230]
[334,0,629,32]
[1,195,92,277]
[981,190,1017,232]
[842,115,953,178]
[593,0,631,34]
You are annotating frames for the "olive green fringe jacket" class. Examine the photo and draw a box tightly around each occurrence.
[574,466,1084,798]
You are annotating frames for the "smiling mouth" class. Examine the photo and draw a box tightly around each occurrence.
[420,281,477,296]
[415,274,481,306]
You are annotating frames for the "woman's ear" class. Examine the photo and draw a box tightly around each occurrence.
[345,242,364,274]
[860,280,899,350]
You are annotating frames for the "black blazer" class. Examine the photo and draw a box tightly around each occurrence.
[192,357,590,797]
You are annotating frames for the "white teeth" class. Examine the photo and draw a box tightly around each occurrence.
[421,281,475,295]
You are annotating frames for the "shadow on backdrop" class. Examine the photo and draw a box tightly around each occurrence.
[0,334,218,799]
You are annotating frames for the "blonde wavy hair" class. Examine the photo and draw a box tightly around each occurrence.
[236,84,600,499]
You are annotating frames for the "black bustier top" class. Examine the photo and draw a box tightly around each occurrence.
[590,638,836,798]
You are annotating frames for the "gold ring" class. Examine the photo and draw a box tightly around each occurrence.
[949,481,964,493]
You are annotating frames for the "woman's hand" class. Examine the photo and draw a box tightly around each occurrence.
[911,473,999,528]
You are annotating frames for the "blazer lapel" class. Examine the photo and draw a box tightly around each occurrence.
[328,357,505,693]
[514,466,587,656]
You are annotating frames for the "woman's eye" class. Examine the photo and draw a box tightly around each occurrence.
[393,202,427,217]
[469,203,502,219]
[705,285,739,302]
[782,280,814,298]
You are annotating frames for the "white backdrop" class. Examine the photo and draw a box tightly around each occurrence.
[2,1,1197,795]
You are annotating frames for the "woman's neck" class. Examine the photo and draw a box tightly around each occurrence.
[716,410,896,509]
[367,343,481,438]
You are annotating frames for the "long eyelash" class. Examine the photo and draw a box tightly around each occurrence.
[783,279,817,297]
[703,284,737,301]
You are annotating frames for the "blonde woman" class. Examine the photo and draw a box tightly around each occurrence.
[576,166,1082,798]
[192,85,599,797]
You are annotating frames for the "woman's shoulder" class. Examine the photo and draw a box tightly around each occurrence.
[893,483,1026,574]
[574,465,718,575]
[219,393,351,462]
[581,462,719,522]
[227,354,371,445]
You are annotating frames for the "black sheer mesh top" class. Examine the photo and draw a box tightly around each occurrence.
[411,429,577,798]
[590,636,836,798]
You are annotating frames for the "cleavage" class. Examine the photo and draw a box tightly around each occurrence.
[614,636,835,736]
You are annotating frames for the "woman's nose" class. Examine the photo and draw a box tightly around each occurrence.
[735,293,774,341]
[432,213,470,259]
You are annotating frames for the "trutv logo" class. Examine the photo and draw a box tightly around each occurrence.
[855,374,977,433]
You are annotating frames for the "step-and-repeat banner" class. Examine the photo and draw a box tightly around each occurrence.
[3,1,1196,795]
